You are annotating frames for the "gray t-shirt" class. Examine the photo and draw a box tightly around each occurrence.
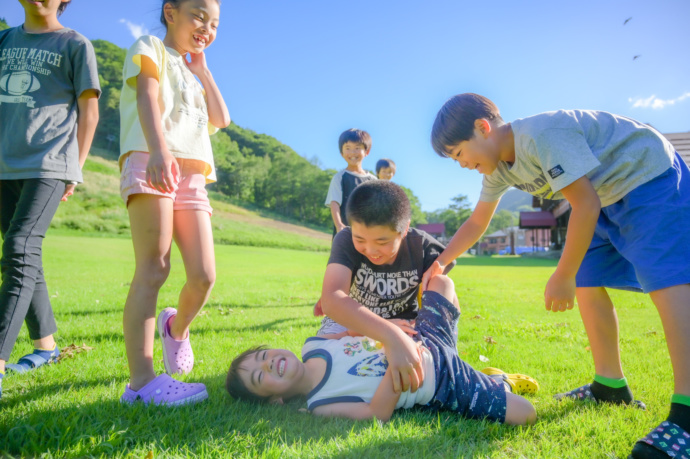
[0,26,101,181]
[479,110,676,207]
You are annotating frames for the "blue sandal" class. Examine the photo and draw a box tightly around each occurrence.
[6,346,60,374]
[630,421,690,458]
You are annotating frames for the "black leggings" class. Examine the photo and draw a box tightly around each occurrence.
[0,178,64,360]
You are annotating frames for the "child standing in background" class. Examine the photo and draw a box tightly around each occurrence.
[0,0,100,398]
[118,0,230,405]
[324,129,377,236]
[375,158,396,181]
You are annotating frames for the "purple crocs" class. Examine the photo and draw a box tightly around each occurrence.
[120,373,208,406]
[157,307,194,375]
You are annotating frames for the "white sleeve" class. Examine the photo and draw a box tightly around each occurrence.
[324,171,344,206]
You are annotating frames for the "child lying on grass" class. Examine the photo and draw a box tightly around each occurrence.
[226,275,538,425]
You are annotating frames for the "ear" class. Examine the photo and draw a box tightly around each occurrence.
[474,119,492,138]
[163,3,176,25]
[269,397,284,405]
[402,220,411,234]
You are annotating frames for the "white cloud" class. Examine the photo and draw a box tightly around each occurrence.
[629,92,690,110]
[119,19,149,39]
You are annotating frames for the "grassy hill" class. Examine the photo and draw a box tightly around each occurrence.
[51,149,331,252]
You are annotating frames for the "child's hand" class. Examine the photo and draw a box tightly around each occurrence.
[389,319,417,338]
[185,51,208,77]
[421,260,445,291]
[61,183,76,201]
[146,152,180,193]
[384,329,424,394]
[544,271,576,312]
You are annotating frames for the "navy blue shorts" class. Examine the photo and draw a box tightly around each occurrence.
[416,291,508,423]
[576,153,690,293]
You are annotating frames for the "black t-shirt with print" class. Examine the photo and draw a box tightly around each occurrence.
[328,227,455,320]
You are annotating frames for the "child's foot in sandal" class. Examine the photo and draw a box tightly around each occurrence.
[5,345,60,374]
[554,383,646,409]
[157,308,194,375]
[120,374,207,406]
[630,420,690,459]
[481,367,539,394]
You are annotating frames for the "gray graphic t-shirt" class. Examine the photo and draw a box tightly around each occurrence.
[327,227,454,320]
[479,110,676,207]
[0,26,101,181]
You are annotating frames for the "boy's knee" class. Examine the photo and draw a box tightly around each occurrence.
[427,275,455,299]
[504,393,537,426]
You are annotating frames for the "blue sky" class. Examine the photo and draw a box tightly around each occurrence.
[5,0,690,212]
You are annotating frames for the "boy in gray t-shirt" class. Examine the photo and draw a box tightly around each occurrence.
[426,93,690,459]
[0,0,100,398]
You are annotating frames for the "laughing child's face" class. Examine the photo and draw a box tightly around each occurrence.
[164,0,220,55]
[341,141,369,169]
[350,221,408,266]
[236,348,305,402]
[377,167,395,181]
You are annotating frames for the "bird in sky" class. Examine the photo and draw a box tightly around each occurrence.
[633,55,641,60]
[624,17,633,25]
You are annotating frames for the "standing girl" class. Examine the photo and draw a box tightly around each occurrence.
[118,0,230,405]
[0,0,100,398]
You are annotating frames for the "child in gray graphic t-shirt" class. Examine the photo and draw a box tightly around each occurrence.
[0,0,100,397]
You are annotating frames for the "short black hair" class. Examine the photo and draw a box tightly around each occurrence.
[57,0,71,15]
[431,93,503,158]
[346,181,410,233]
[338,129,372,154]
[226,345,272,404]
[375,158,396,175]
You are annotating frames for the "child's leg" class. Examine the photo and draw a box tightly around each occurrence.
[504,392,537,426]
[632,283,690,458]
[123,194,174,390]
[426,275,456,305]
[25,265,57,351]
[169,209,215,339]
[0,179,63,373]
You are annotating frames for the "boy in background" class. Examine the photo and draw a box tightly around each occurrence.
[324,129,377,236]
[425,93,690,459]
[375,158,396,181]
[227,274,537,426]
[319,180,455,394]
[0,0,100,397]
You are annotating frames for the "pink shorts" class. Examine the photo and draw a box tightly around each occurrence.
[120,151,213,215]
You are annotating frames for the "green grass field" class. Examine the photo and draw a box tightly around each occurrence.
[0,236,673,458]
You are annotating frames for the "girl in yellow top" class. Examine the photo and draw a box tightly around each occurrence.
[118,0,230,405]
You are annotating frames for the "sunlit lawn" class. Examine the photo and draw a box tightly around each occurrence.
[0,236,671,458]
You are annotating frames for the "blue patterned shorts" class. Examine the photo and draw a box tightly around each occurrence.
[416,291,508,423]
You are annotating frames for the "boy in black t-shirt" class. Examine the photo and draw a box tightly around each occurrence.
[320,181,455,394]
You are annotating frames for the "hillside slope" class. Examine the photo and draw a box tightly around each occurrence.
[51,150,331,252]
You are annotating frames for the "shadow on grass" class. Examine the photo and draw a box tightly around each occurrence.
[0,372,513,457]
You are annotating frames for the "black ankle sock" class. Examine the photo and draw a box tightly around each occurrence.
[590,381,633,404]
[668,402,690,433]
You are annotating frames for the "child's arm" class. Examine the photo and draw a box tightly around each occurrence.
[311,366,401,422]
[329,201,346,233]
[136,55,180,193]
[321,264,424,393]
[62,89,99,201]
[421,199,499,289]
[186,52,231,129]
[545,176,600,312]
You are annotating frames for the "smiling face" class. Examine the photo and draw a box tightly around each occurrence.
[163,0,220,55]
[377,167,395,181]
[237,348,305,401]
[350,221,408,265]
[445,122,501,176]
[341,141,369,170]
